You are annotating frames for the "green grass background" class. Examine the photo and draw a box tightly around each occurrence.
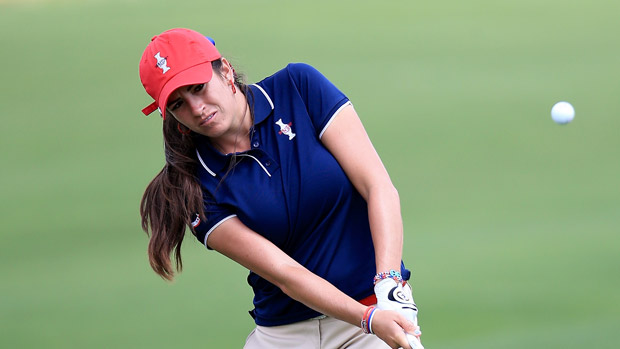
[1,0,618,347]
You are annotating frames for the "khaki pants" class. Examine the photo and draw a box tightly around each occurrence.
[244,315,391,349]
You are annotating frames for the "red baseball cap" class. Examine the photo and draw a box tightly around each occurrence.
[139,28,221,119]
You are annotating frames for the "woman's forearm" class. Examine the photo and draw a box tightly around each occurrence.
[208,218,366,327]
[367,183,404,273]
[276,263,367,326]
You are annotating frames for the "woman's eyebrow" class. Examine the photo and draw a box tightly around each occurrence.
[167,97,180,107]
[167,86,196,107]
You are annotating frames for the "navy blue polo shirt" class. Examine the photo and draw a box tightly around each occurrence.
[192,63,409,326]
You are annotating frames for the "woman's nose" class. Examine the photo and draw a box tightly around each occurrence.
[186,96,205,116]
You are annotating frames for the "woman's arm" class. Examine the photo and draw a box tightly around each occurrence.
[320,105,423,346]
[320,104,404,274]
[207,217,415,348]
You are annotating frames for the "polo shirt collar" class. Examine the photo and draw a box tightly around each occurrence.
[247,83,274,124]
[195,137,225,177]
[195,83,274,177]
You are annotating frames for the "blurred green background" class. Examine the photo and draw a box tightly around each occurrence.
[1,0,618,348]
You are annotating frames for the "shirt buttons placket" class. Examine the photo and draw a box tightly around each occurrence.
[252,141,260,148]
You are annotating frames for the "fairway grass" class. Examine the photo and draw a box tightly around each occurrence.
[1,1,618,348]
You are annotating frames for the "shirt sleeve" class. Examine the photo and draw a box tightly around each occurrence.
[286,63,351,138]
[191,194,237,249]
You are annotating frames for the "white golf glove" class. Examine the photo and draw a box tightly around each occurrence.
[374,278,418,319]
[374,279,423,349]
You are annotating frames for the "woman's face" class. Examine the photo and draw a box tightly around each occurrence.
[166,61,241,139]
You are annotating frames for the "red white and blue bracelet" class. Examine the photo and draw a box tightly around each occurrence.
[373,269,403,285]
[361,306,378,334]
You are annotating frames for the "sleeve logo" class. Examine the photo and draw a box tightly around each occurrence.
[191,214,201,228]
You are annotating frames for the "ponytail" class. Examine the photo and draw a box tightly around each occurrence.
[140,116,203,280]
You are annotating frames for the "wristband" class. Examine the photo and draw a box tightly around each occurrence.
[360,306,377,334]
[373,269,403,285]
[367,307,378,334]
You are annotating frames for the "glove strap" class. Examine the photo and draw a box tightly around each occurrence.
[373,269,403,285]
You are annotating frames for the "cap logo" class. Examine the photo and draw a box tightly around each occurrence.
[154,52,170,74]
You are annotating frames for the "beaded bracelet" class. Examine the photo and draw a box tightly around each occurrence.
[373,269,403,285]
[361,306,377,334]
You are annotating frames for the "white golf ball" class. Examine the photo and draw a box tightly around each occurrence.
[551,101,575,124]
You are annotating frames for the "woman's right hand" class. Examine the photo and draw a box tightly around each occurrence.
[370,309,421,349]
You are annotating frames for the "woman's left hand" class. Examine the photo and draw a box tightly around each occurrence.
[375,279,423,347]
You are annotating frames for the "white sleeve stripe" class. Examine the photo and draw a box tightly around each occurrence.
[203,214,237,247]
[319,101,352,139]
[251,84,275,110]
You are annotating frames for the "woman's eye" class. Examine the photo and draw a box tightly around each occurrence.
[170,100,183,111]
[193,84,205,93]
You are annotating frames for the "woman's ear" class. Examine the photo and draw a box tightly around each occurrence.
[219,57,234,81]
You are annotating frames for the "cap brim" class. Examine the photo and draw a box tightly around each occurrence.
[157,61,214,119]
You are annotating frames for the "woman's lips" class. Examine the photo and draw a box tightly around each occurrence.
[199,112,215,126]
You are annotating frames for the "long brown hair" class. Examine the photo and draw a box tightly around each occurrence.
[140,59,247,280]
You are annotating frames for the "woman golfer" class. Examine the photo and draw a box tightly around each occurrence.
[138,28,423,349]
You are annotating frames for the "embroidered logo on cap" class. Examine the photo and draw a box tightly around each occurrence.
[276,119,296,140]
[154,52,170,74]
